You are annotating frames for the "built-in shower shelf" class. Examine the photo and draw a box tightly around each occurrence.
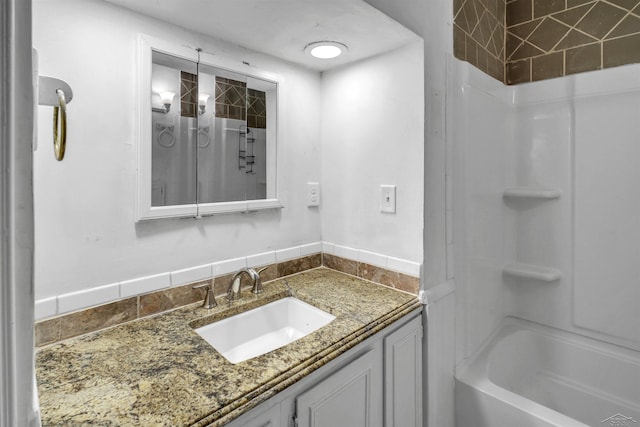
[503,187,561,200]
[503,263,562,282]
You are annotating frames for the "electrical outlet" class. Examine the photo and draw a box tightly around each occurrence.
[307,182,320,207]
[380,185,396,214]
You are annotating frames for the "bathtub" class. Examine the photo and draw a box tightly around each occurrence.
[455,317,640,427]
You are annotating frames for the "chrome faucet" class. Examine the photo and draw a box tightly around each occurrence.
[226,267,268,302]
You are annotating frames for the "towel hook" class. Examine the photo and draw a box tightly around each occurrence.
[53,89,67,161]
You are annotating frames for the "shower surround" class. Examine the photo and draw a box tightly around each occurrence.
[452,35,640,427]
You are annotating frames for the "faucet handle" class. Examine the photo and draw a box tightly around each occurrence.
[251,266,269,295]
[193,282,217,309]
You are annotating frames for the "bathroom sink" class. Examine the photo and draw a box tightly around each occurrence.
[195,297,336,364]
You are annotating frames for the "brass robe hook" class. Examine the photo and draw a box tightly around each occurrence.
[38,75,73,161]
[53,89,67,161]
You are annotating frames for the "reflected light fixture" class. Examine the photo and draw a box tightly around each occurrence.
[198,93,210,115]
[304,41,348,59]
[159,91,176,113]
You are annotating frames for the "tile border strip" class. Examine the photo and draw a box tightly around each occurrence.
[34,244,421,347]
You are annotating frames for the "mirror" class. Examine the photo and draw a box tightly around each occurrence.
[151,51,198,207]
[137,35,281,220]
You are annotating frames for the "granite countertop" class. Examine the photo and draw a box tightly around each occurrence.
[36,268,421,426]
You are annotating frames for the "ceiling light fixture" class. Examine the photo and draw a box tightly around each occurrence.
[304,41,348,59]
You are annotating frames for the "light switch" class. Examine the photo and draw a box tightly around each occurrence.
[307,182,320,207]
[380,185,396,214]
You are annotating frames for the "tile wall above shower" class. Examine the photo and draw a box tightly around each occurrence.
[453,0,506,82]
[454,0,640,84]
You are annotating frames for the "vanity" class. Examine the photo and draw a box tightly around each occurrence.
[36,268,423,426]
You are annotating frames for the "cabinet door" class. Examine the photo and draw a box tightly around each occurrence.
[225,402,281,427]
[296,347,383,427]
[384,315,423,427]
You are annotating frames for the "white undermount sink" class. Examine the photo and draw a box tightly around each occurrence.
[195,297,336,364]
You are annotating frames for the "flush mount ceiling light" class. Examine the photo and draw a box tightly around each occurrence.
[304,41,348,59]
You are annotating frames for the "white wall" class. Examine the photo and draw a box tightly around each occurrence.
[33,0,322,299]
[320,42,424,265]
[33,0,425,309]
[364,3,454,426]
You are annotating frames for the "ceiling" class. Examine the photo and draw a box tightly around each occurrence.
[103,0,420,71]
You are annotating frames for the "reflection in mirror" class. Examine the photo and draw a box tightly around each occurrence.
[151,51,198,207]
[197,66,247,203]
[197,67,274,204]
[149,50,277,211]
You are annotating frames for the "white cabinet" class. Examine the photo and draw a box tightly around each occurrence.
[225,311,422,427]
[225,401,280,427]
[384,315,423,427]
[296,348,383,427]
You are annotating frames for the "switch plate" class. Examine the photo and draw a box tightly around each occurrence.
[380,185,396,213]
[307,182,320,207]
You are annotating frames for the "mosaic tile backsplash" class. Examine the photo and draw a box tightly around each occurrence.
[455,0,640,84]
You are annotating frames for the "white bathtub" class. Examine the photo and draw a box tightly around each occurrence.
[455,317,640,427]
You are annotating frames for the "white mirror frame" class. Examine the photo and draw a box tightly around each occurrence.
[136,34,283,221]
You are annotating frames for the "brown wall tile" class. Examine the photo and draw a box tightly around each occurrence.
[555,29,598,50]
[140,281,206,317]
[477,48,489,73]
[35,252,421,347]
[567,0,595,7]
[552,4,594,26]
[256,264,278,283]
[213,273,235,296]
[565,43,602,74]
[508,0,533,25]
[527,18,570,51]
[488,56,505,81]
[459,0,640,84]
[510,41,545,60]
[395,273,421,295]
[454,0,465,16]
[575,2,627,39]
[608,0,639,10]
[607,14,640,39]
[35,318,61,347]
[358,263,398,287]
[215,77,247,120]
[533,0,565,18]
[58,298,138,342]
[247,89,267,129]
[277,254,322,277]
[356,262,419,295]
[454,24,467,60]
[180,71,197,118]
[455,0,506,84]
[532,52,564,81]
[604,33,640,68]
[503,0,640,84]
[506,58,531,84]
[466,34,480,66]
[322,254,358,276]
